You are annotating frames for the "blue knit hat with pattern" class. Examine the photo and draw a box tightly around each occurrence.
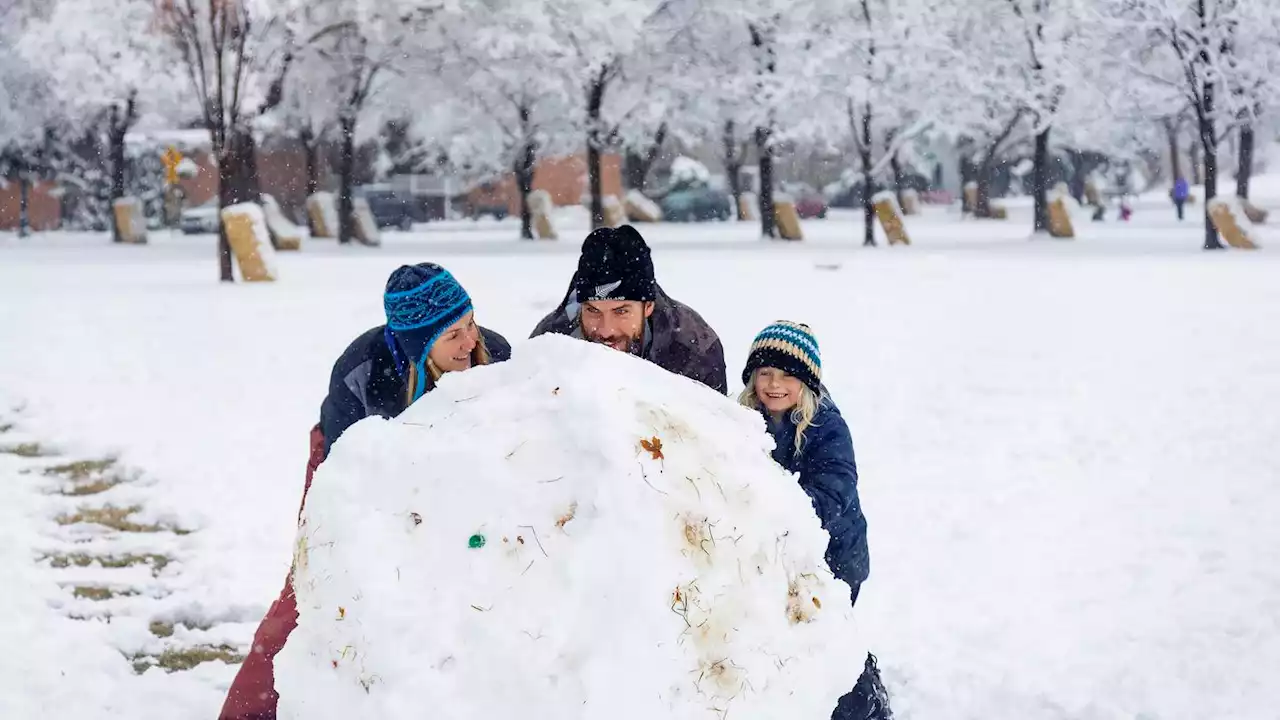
[742,321,822,395]
[383,263,474,402]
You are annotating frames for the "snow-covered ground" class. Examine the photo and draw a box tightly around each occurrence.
[3,193,1280,718]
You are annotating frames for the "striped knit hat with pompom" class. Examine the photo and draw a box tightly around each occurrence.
[742,321,822,395]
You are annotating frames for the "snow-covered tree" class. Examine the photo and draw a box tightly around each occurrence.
[1217,6,1280,201]
[431,0,578,239]
[986,0,1094,235]
[929,1,1031,217]
[0,1,60,237]
[270,52,342,202]
[661,0,815,238]
[158,0,292,280]
[651,0,754,216]
[17,0,186,241]
[1101,0,1280,249]
[802,0,945,245]
[541,0,660,228]
[287,0,437,244]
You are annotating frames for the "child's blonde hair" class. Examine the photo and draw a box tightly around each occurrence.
[738,368,821,454]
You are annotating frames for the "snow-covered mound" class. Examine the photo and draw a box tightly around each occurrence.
[274,334,865,720]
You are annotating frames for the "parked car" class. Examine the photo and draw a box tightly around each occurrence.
[455,197,509,221]
[825,170,931,209]
[659,184,732,222]
[782,182,828,219]
[357,186,416,231]
[179,199,220,234]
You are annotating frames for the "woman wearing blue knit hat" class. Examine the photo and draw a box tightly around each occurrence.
[220,262,510,720]
[738,321,891,720]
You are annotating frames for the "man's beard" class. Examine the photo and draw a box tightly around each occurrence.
[585,330,643,356]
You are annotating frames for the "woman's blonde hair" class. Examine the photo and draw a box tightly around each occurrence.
[405,331,492,406]
[738,368,821,454]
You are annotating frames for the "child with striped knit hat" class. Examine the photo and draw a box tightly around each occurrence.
[739,321,890,720]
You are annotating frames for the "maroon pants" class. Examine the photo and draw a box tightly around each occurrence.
[218,425,326,720]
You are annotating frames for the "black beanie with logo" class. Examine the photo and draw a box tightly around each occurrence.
[571,225,657,304]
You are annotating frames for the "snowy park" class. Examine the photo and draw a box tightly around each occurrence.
[5,0,1280,719]
[5,196,1280,719]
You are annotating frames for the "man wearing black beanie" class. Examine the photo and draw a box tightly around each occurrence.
[530,225,728,394]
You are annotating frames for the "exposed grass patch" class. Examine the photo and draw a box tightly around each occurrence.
[55,505,185,534]
[148,618,214,638]
[59,475,127,496]
[72,585,138,601]
[1,442,48,457]
[44,458,117,480]
[131,645,244,673]
[46,552,172,575]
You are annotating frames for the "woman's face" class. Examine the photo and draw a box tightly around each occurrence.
[429,311,480,374]
[754,367,803,415]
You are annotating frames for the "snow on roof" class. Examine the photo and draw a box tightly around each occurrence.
[124,128,212,150]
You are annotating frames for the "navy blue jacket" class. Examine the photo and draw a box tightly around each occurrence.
[764,396,870,597]
[318,325,511,458]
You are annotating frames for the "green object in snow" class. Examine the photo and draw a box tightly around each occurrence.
[468,533,486,549]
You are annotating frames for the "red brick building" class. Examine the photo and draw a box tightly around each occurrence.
[467,154,624,216]
[0,181,62,232]
[0,137,621,230]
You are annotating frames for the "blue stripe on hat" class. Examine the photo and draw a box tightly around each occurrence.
[753,325,820,365]
[385,271,471,331]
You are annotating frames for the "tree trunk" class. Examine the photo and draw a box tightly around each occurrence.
[586,68,609,229]
[749,22,777,238]
[976,162,994,218]
[337,114,358,245]
[723,119,745,220]
[623,122,667,192]
[587,142,603,229]
[889,148,905,208]
[1164,118,1183,184]
[108,127,127,243]
[1236,122,1253,200]
[861,156,875,246]
[301,126,320,198]
[1200,94,1221,249]
[107,94,136,243]
[18,175,30,238]
[516,138,536,241]
[1189,136,1203,186]
[860,103,875,247]
[216,130,261,282]
[756,124,776,238]
[1032,126,1050,234]
[960,155,975,214]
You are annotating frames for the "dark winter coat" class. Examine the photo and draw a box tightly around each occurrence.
[764,395,870,599]
[218,324,511,720]
[319,324,512,459]
[529,283,728,394]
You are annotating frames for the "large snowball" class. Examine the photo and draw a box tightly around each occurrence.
[275,334,865,720]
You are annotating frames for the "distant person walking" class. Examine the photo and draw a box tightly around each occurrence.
[1172,177,1190,221]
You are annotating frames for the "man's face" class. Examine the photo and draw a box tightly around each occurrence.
[580,300,654,353]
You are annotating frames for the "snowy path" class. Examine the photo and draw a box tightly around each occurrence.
[3,205,1280,718]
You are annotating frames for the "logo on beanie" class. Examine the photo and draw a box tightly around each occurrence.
[591,280,623,301]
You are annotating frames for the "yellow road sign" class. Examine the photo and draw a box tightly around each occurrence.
[162,146,184,185]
